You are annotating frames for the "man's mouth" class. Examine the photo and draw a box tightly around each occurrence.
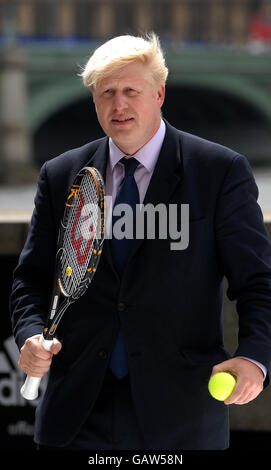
[112,117,134,123]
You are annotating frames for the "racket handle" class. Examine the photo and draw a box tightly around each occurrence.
[20,335,53,401]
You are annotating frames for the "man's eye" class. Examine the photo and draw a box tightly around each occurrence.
[104,89,113,95]
[127,89,137,96]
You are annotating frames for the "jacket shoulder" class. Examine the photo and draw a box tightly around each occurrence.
[165,121,252,187]
[44,137,107,175]
[178,128,240,166]
[164,120,241,171]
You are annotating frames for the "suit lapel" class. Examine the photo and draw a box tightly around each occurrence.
[85,137,109,183]
[143,120,183,206]
[86,122,184,278]
[128,120,183,263]
[86,121,183,204]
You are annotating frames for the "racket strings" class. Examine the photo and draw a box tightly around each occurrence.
[60,173,101,295]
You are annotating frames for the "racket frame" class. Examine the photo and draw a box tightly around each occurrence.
[20,166,105,400]
[43,166,105,340]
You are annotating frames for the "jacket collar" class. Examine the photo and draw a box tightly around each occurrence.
[85,120,184,279]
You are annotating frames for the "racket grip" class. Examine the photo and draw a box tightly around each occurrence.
[20,335,53,401]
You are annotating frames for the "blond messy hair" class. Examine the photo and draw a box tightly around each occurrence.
[80,32,168,93]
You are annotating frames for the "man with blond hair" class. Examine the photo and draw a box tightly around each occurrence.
[10,33,271,450]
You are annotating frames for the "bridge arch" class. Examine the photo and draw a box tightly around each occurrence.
[28,81,90,133]
[167,74,271,127]
[30,77,271,165]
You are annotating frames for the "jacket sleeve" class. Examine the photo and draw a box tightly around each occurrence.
[9,162,58,350]
[215,154,271,380]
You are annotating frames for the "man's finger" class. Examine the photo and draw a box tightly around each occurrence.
[51,338,62,355]
[23,336,52,360]
[224,378,263,405]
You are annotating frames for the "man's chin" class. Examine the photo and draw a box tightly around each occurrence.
[110,135,143,155]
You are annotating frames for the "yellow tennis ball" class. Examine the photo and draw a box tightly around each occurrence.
[208,372,236,401]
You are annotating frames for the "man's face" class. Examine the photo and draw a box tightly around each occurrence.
[93,61,165,155]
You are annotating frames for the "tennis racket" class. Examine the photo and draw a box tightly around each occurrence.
[20,166,105,400]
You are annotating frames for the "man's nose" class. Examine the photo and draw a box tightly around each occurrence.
[113,92,128,110]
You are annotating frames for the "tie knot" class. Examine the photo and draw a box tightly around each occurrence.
[121,157,139,177]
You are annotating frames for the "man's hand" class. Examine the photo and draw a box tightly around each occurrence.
[210,357,264,405]
[18,334,62,378]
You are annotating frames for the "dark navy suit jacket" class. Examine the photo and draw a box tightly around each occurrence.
[10,120,271,449]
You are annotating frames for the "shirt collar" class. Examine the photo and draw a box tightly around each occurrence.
[109,119,166,173]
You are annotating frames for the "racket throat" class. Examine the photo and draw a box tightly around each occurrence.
[49,294,60,320]
[43,298,73,340]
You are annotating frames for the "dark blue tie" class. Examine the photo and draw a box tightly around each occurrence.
[109,157,140,379]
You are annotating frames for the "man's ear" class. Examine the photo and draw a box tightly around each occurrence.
[157,84,165,109]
